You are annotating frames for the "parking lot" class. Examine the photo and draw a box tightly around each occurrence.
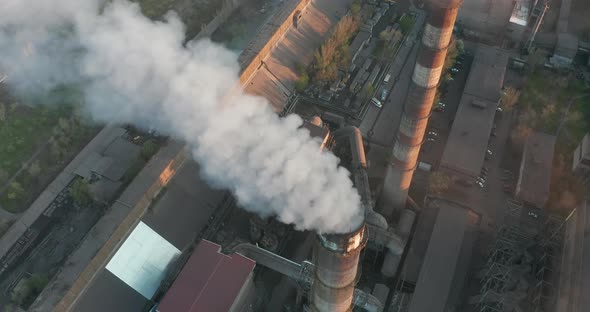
[410,46,528,231]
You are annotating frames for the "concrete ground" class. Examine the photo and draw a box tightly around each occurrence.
[244,0,355,111]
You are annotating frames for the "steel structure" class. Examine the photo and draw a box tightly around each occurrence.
[382,0,463,216]
[475,214,564,312]
[476,225,533,312]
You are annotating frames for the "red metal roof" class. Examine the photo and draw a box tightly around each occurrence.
[157,240,255,312]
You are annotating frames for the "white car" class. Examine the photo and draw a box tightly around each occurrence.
[475,181,484,188]
[371,97,382,108]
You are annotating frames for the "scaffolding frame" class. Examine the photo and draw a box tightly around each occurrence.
[476,224,532,311]
[475,210,566,312]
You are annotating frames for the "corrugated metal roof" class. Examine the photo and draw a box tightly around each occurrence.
[157,240,255,312]
[105,221,181,299]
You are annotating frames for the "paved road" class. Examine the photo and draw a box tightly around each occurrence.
[360,11,426,147]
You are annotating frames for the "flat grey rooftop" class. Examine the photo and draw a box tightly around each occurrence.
[440,94,497,179]
[463,45,509,102]
[516,131,556,208]
[408,199,480,312]
[440,45,508,179]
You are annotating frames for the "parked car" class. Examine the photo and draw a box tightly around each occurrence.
[371,97,382,108]
[428,131,438,137]
[381,89,388,101]
[528,211,539,219]
[450,68,459,73]
[434,106,445,112]
[475,181,484,188]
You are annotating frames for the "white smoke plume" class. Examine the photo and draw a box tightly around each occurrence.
[0,0,364,233]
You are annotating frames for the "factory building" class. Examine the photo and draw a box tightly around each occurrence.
[456,0,517,41]
[555,200,590,312]
[550,33,579,67]
[440,45,508,183]
[573,133,590,188]
[397,198,481,312]
[515,131,556,209]
[157,240,256,312]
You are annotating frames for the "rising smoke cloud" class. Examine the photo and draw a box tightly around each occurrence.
[0,0,364,233]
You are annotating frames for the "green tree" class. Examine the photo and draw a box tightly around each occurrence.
[0,102,6,122]
[295,72,310,92]
[11,274,49,307]
[70,178,92,207]
[6,182,24,200]
[399,15,415,35]
[141,139,158,160]
[429,171,451,195]
[455,39,464,54]
[27,160,42,177]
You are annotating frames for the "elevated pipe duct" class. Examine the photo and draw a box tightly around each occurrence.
[230,243,304,280]
[311,223,367,312]
[333,127,387,230]
[381,0,463,217]
[229,240,382,311]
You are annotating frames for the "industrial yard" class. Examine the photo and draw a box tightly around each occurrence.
[0,0,590,312]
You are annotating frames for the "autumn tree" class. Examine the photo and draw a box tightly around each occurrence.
[429,171,452,195]
[312,15,358,83]
[500,87,520,112]
[351,1,361,16]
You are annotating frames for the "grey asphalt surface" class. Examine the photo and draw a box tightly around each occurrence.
[360,11,426,148]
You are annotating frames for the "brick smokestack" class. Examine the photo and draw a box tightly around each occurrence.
[381,0,462,217]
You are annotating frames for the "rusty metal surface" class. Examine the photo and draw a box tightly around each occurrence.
[311,223,367,312]
[385,0,462,213]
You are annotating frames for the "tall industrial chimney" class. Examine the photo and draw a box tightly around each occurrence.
[310,223,367,312]
[381,0,462,217]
